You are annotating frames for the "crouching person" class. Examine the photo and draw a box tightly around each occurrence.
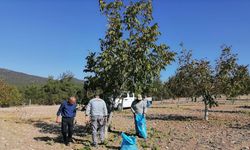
[56,96,77,146]
[85,94,108,147]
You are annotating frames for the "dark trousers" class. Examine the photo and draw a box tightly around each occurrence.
[61,117,74,143]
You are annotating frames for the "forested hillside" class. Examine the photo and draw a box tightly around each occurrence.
[0,68,82,86]
[0,68,47,86]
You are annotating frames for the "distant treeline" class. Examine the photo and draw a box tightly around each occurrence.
[149,45,250,102]
[0,73,85,107]
[1,47,250,107]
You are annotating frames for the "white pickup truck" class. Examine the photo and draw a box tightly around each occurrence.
[114,92,135,111]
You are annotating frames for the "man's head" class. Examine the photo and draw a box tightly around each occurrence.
[68,96,76,104]
[137,94,143,101]
[94,89,102,99]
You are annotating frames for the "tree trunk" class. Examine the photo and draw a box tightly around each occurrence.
[204,101,209,121]
[231,98,236,105]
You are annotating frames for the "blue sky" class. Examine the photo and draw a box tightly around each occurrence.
[0,0,249,81]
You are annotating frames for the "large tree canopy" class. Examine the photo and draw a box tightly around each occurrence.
[84,0,175,97]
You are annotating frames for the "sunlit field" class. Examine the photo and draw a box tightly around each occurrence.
[0,99,249,150]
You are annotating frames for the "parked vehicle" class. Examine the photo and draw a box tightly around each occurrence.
[114,92,135,111]
[146,97,153,107]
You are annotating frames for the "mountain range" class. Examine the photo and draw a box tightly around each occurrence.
[0,68,82,86]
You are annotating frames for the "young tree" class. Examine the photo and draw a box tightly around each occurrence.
[43,76,61,105]
[166,75,179,100]
[22,84,45,105]
[247,76,250,95]
[192,60,218,121]
[215,46,250,103]
[170,45,249,120]
[0,80,22,107]
[171,48,218,120]
[167,44,196,102]
[148,78,169,101]
[43,73,83,105]
[84,0,175,135]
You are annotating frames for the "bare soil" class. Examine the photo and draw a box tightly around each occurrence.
[0,100,249,150]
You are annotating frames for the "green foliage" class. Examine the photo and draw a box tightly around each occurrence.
[165,76,179,99]
[140,140,150,149]
[148,78,171,100]
[174,52,218,120]
[215,45,250,98]
[167,45,196,99]
[247,76,250,94]
[44,75,75,104]
[84,0,175,99]
[176,53,218,107]
[192,60,218,108]
[21,84,46,104]
[0,80,22,107]
[167,44,249,120]
[21,72,84,105]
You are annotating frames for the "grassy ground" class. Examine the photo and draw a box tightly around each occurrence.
[0,100,249,150]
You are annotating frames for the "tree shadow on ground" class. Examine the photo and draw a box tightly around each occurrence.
[208,110,249,114]
[33,121,120,148]
[105,145,120,150]
[73,139,92,146]
[147,114,201,121]
[33,121,91,137]
[34,136,92,146]
[151,106,169,109]
[109,129,135,137]
[33,121,61,134]
[34,136,63,144]
[237,105,250,109]
[33,121,91,145]
[229,123,250,130]
[185,108,248,114]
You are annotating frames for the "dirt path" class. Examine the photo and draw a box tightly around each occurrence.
[0,101,249,150]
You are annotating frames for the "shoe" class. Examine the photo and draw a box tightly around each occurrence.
[68,138,74,143]
[64,142,69,146]
[91,143,97,147]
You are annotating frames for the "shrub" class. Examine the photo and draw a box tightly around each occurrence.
[0,80,22,107]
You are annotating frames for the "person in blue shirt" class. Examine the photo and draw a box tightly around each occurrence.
[56,96,77,146]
